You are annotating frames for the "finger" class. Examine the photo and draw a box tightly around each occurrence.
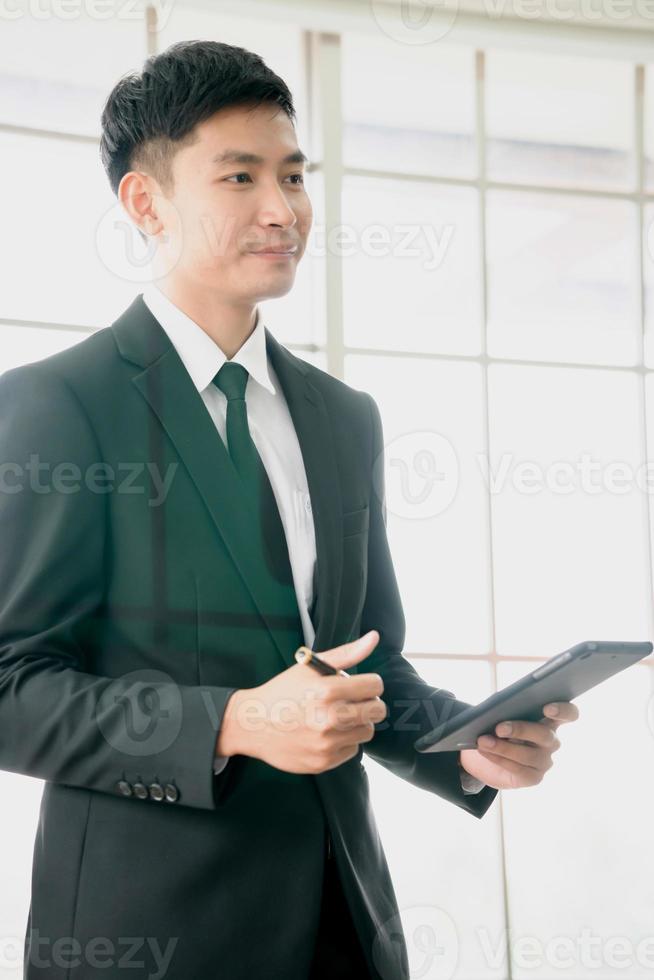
[476,737,555,771]
[474,749,545,786]
[493,720,559,749]
[507,733,561,752]
[326,673,385,701]
[317,631,380,671]
[335,722,375,749]
[542,702,579,723]
[330,698,387,729]
[356,697,388,725]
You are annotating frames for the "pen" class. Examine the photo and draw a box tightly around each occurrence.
[294,645,350,678]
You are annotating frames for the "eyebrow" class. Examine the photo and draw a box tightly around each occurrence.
[211,149,309,167]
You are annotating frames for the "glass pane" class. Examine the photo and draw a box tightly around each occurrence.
[487,190,639,366]
[0,325,89,376]
[0,773,44,980]
[0,131,140,329]
[489,363,651,658]
[0,8,145,137]
[155,7,309,154]
[259,170,326,347]
[646,66,654,191]
[345,355,492,655]
[644,374,654,595]
[486,50,634,191]
[500,657,654,980]
[342,177,482,356]
[646,205,654,367]
[366,660,505,980]
[342,34,476,179]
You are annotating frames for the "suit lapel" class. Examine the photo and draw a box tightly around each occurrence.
[265,330,344,654]
[111,294,343,669]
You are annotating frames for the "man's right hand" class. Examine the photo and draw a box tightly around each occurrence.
[215,630,387,774]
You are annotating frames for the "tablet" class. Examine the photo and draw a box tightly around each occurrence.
[414,640,653,754]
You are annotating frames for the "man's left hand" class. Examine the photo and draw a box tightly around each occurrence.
[459,701,580,790]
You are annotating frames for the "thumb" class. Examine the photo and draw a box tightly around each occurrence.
[318,630,380,672]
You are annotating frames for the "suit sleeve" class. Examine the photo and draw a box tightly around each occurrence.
[0,365,237,811]
[213,754,231,775]
[359,392,498,819]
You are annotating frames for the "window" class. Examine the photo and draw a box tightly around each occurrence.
[485,49,635,190]
[334,34,654,980]
[342,33,476,179]
[2,8,654,980]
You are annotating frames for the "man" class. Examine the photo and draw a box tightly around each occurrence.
[0,41,578,979]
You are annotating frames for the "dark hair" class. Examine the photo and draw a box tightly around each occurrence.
[99,39,296,199]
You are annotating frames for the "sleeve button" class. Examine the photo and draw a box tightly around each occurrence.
[148,782,165,802]
[164,783,179,803]
[133,782,148,800]
[117,780,133,797]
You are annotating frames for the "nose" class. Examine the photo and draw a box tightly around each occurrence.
[256,180,298,229]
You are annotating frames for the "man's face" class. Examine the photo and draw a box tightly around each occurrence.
[153,102,312,304]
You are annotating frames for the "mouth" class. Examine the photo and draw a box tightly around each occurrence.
[247,245,299,257]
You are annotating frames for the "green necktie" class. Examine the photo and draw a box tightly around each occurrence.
[212,361,295,589]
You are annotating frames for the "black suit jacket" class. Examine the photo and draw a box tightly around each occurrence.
[0,295,497,980]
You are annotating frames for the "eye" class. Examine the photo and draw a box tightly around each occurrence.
[225,173,253,184]
[286,174,305,185]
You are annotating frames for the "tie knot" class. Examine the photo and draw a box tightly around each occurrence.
[213,362,249,401]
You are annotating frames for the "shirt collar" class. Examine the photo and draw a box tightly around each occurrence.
[141,283,276,396]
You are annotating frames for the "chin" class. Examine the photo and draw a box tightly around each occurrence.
[250,274,297,302]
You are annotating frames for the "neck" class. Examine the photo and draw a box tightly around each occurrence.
[153,280,258,360]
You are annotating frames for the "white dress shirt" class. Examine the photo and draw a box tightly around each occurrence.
[141,284,485,795]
